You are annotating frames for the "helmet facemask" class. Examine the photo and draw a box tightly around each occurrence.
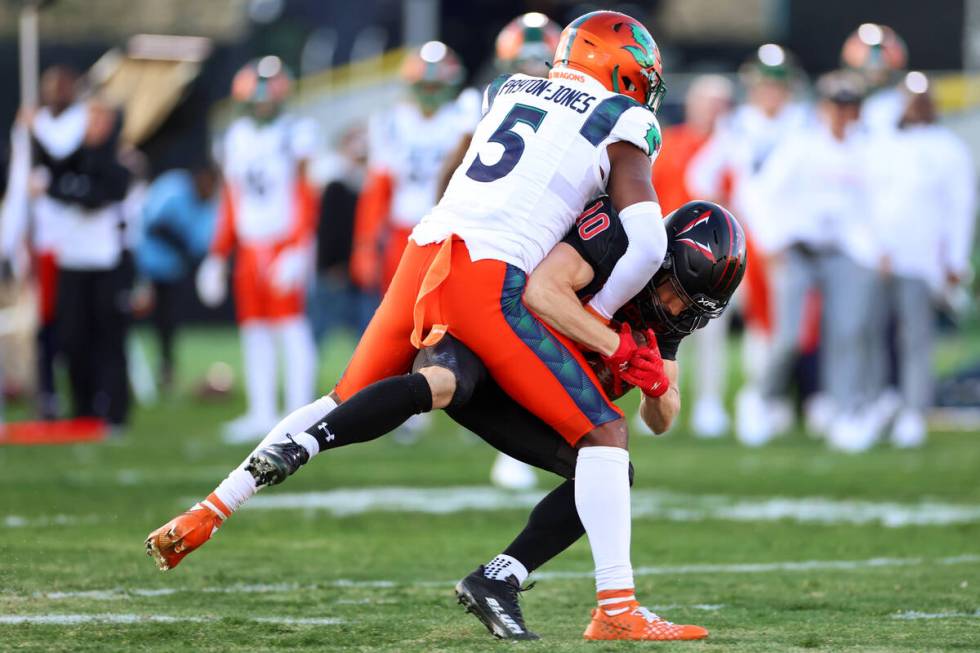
[635,256,725,335]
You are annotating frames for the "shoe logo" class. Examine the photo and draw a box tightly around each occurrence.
[317,422,335,442]
[485,597,525,634]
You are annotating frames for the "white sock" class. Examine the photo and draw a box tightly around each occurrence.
[277,317,316,412]
[241,322,278,421]
[575,446,634,592]
[483,554,529,584]
[213,395,337,513]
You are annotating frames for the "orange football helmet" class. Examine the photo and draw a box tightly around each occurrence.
[231,55,292,105]
[552,10,667,112]
[841,23,907,86]
[495,12,562,76]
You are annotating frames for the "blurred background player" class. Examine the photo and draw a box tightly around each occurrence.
[687,44,810,443]
[135,163,219,392]
[866,72,976,449]
[841,23,909,133]
[751,70,883,451]
[349,41,476,442]
[197,56,319,442]
[641,73,733,437]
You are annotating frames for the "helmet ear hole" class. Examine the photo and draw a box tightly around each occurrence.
[622,76,637,91]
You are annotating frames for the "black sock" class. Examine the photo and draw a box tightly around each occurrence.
[502,479,585,573]
[306,373,433,451]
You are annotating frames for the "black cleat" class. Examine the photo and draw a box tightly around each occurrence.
[245,436,310,488]
[455,566,539,640]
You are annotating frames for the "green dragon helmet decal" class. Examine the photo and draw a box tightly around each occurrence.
[622,23,660,70]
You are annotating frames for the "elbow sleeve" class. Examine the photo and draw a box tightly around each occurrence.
[587,201,666,319]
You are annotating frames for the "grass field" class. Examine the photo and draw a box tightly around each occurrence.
[1,326,979,652]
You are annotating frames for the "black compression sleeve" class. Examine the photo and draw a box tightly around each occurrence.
[305,373,432,451]
[502,479,585,573]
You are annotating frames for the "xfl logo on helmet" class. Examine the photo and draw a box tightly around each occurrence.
[694,296,719,310]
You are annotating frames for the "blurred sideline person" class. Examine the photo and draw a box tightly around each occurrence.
[436,12,562,197]
[148,10,717,642]
[197,57,318,442]
[750,71,882,451]
[867,73,977,448]
[308,125,369,343]
[434,12,562,488]
[348,41,479,442]
[687,45,810,443]
[644,74,733,438]
[841,23,908,134]
[135,164,219,391]
[4,66,134,429]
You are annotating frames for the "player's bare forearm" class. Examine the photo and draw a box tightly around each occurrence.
[524,276,620,356]
[524,242,618,356]
[639,360,680,434]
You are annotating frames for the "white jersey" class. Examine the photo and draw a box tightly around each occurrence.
[366,93,479,229]
[411,71,661,273]
[221,114,317,244]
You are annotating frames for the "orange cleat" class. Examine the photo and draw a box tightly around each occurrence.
[144,495,228,571]
[583,601,708,641]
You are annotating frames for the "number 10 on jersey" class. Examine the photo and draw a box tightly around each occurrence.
[466,104,547,183]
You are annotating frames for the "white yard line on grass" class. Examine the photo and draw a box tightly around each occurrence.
[25,554,980,601]
[243,486,980,528]
[3,514,101,528]
[892,609,980,620]
[0,614,344,626]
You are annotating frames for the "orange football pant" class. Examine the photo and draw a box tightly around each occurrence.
[335,238,622,445]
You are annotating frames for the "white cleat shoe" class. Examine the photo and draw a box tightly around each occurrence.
[691,397,728,438]
[827,411,879,453]
[735,387,775,447]
[491,453,538,490]
[804,394,835,438]
[890,410,927,449]
[221,413,277,444]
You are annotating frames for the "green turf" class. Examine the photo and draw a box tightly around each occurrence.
[1,326,978,652]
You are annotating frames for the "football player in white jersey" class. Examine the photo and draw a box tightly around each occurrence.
[350,41,478,295]
[196,56,319,442]
[149,10,690,641]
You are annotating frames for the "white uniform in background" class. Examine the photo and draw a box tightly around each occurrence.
[685,102,811,439]
[211,114,320,442]
[753,120,884,451]
[867,123,977,447]
[368,89,481,232]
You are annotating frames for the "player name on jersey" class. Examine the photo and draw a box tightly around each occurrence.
[495,78,597,115]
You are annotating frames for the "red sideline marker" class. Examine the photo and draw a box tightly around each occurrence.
[0,418,107,445]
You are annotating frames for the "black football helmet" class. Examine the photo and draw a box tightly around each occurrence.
[616,200,747,335]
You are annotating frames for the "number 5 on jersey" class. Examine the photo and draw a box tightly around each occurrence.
[466,104,547,183]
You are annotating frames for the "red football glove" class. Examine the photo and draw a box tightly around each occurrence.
[601,324,670,398]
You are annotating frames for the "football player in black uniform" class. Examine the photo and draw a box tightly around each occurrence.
[414,197,746,639]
